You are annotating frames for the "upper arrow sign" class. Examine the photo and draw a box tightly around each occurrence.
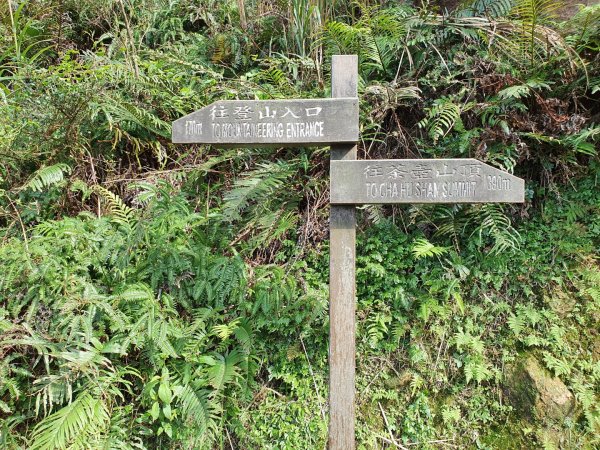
[331,159,525,204]
[172,98,359,146]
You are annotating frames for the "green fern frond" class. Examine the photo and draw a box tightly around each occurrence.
[257,67,288,87]
[461,0,513,18]
[507,314,526,336]
[366,313,390,347]
[92,185,135,227]
[418,97,464,143]
[441,405,461,424]
[222,161,295,221]
[69,179,93,200]
[412,238,449,259]
[581,268,600,284]
[98,97,171,138]
[519,304,542,326]
[579,267,600,308]
[470,204,521,254]
[249,209,298,249]
[23,164,72,192]
[364,204,384,224]
[571,378,600,431]
[325,20,363,53]
[206,257,246,308]
[590,77,600,95]
[564,125,600,156]
[178,384,217,436]
[464,356,492,383]
[0,399,10,413]
[454,329,485,354]
[233,320,253,353]
[112,284,154,304]
[212,319,240,341]
[497,84,531,99]
[152,318,179,358]
[510,0,564,66]
[30,392,109,450]
[430,205,469,243]
[325,6,409,76]
[409,373,424,396]
[542,352,571,377]
[511,0,561,24]
[206,351,243,391]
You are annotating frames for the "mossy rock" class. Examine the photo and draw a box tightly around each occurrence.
[504,355,576,424]
[479,422,532,449]
[544,291,576,318]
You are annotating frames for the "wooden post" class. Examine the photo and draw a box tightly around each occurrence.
[329,54,358,450]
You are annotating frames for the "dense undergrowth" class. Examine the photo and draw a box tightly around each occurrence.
[0,0,599,448]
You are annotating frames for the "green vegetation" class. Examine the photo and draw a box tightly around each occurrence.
[1,0,599,448]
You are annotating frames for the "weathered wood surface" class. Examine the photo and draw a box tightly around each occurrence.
[172,98,359,146]
[329,54,358,450]
[331,159,525,204]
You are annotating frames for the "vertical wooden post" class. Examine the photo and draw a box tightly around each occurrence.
[237,0,247,30]
[329,54,358,450]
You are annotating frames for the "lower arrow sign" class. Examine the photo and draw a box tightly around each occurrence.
[330,159,525,204]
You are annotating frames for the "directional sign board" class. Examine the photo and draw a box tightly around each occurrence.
[172,98,359,146]
[331,159,525,204]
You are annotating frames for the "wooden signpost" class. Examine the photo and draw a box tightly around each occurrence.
[329,55,359,450]
[172,55,525,450]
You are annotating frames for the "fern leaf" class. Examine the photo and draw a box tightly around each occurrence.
[454,330,471,352]
[206,352,242,391]
[99,97,170,138]
[178,385,216,436]
[412,238,449,259]
[30,392,109,450]
[222,161,294,221]
[464,357,492,383]
[498,84,531,99]
[93,185,135,227]
[24,164,72,192]
[212,319,240,341]
[542,352,571,377]
[462,0,513,18]
[233,320,253,352]
[418,98,463,143]
[409,373,424,395]
[441,405,461,424]
[507,314,526,336]
[471,204,521,254]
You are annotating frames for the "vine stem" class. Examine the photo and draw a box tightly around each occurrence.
[117,0,139,77]
[7,0,20,60]
[6,197,33,271]
[378,402,406,449]
[300,336,326,423]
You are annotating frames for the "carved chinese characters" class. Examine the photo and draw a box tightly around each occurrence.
[330,159,525,204]
[172,98,359,146]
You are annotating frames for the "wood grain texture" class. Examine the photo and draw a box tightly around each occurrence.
[172,98,359,146]
[330,159,525,204]
[329,54,358,450]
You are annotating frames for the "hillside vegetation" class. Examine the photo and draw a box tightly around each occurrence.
[0,0,599,448]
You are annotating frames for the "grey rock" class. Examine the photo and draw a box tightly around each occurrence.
[505,355,576,423]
